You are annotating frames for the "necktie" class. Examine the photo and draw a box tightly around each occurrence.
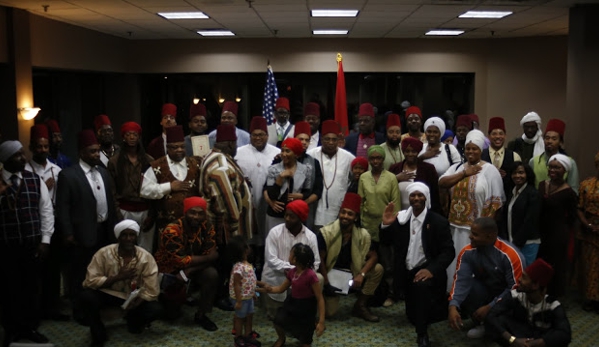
[90,169,101,190]
[493,151,501,169]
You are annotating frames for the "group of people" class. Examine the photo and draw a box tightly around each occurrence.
[2,97,595,347]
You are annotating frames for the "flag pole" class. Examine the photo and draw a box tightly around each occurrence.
[335,53,349,136]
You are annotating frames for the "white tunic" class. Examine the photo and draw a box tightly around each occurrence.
[235,144,281,207]
[419,143,462,177]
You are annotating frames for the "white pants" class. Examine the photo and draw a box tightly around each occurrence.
[120,208,155,252]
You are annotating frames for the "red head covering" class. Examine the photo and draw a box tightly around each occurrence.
[488,117,506,134]
[401,137,424,152]
[358,103,375,118]
[120,122,142,138]
[469,113,480,124]
[294,121,311,137]
[189,103,207,120]
[162,103,177,117]
[456,114,472,129]
[286,199,309,222]
[351,157,368,170]
[321,120,340,136]
[386,114,401,129]
[281,138,304,157]
[30,124,49,142]
[525,259,554,287]
[216,124,237,142]
[304,102,320,118]
[46,119,61,133]
[183,197,207,214]
[94,115,111,132]
[222,101,238,116]
[166,125,185,143]
[275,97,290,111]
[250,116,267,133]
[78,129,98,150]
[405,106,422,119]
[545,118,566,137]
[340,192,361,214]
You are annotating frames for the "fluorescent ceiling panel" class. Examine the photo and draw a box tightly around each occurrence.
[311,10,359,17]
[197,30,235,36]
[458,11,512,19]
[425,29,465,36]
[158,12,209,19]
[313,29,349,35]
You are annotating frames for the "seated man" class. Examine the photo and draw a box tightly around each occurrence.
[380,183,455,347]
[448,217,525,340]
[317,192,383,322]
[77,220,162,347]
[154,197,219,331]
[486,259,571,347]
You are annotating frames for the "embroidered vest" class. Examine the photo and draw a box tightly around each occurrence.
[0,171,42,244]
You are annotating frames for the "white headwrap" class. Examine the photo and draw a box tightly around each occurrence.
[114,219,140,239]
[0,141,23,163]
[423,117,446,137]
[520,112,544,157]
[396,182,431,225]
[548,154,572,172]
[465,129,486,150]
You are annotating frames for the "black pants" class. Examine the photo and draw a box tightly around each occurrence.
[404,266,448,335]
[161,266,219,319]
[486,315,545,347]
[41,232,66,315]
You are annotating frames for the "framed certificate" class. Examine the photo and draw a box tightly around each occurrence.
[191,135,210,157]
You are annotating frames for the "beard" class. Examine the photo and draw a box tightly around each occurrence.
[387,138,400,147]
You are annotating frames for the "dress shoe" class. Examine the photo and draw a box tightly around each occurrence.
[351,293,380,322]
[16,329,49,343]
[194,313,218,331]
[216,297,234,311]
[417,333,431,347]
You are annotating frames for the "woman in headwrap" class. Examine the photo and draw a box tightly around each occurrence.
[442,130,454,145]
[439,129,505,291]
[348,157,368,194]
[537,154,578,297]
[264,138,313,233]
[419,117,462,177]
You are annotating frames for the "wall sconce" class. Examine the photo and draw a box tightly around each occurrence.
[218,97,225,104]
[18,107,41,120]
[235,97,242,102]
[193,97,200,104]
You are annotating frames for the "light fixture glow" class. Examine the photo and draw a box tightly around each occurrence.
[193,97,200,105]
[311,10,359,17]
[197,30,235,37]
[235,97,242,102]
[458,11,512,19]
[313,30,348,35]
[218,97,225,104]
[158,12,209,19]
[425,30,465,36]
[18,107,41,120]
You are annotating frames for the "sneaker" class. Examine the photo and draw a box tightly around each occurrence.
[466,325,485,339]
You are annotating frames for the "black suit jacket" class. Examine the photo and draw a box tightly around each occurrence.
[56,162,117,248]
[499,184,541,248]
[344,131,385,156]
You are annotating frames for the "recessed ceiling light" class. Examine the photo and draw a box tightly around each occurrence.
[458,11,512,19]
[313,30,349,35]
[158,12,209,19]
[311,10,359,17]
[425,29,465,36]
[197,30,235,37]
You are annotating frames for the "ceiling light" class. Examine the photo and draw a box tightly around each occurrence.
[458,11,512,19]
[313,30,348,35]
[197,30,235,37]
[425,30,465,36]
[158,12,209,19]
[311,10,359,17]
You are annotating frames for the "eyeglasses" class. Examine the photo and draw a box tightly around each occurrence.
[251,133,267,139]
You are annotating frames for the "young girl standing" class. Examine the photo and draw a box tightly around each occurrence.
[269,243,325,347]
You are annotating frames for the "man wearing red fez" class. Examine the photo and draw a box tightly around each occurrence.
[267,97,295,148]
[56,129,117,306]
[141,125,203,237]
[154,197,220,331]
[108,121,155,252]
[304,102,322,151]
[401,106,427,144]
[94,114,120,167]
[185,103,209,157]
[453,114,472,162]
[529,118,579,191]
[207,101,250,149]
[45,119,72,169]
[380,114,405,170]
[486,259,571,347]
[482,117,522,196]
[317,192,383,323]
[344,103,385,158]
[147,103,178,160]
[262,199,321,319]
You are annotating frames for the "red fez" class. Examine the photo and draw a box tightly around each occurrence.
[30,124,49,142]
[488,117,506,134]
[386,114,401,129]
[166,125,185,143]
[216,124,237,142]
[294,121,311,137]
[321,120,340,136]
[275,97,290,111]
[525,259,554,287]
[78,129,98,150]
[120,122,142,138]
[94,114,111,132]
[46,119,61,133]
[286,199,309,222]
[281,138,304,157]
[358,103,375,118]
[162,103,177,117]
[456,114,472,129]
[351,157,369,170]
[222,101,238,116]
[469,114,480,123]
[189,103,207,120]
[250,116,267,133]
[304,102,320,118]
[183,197,207,214]
[401,137,424,153]
[405,106,422,119]
[340,192,361,214]
[545,118,566,137]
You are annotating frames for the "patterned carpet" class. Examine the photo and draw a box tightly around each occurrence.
[21,290,599,347]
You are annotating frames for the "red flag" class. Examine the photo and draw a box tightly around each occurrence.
[335,53,349,136]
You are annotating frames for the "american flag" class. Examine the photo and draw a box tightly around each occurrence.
[262,65,279,125]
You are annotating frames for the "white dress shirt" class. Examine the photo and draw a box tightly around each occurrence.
[235,144,280,207]
[140,157,188,200]
[406,208,427,270]
[267,123,295,146]
[308,131,319,151]
[25,159,61,204]
[79,160,108,222]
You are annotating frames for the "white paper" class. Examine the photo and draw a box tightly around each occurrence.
[191,135,210,157]
[327,269,353,295]
[121,288,140,310]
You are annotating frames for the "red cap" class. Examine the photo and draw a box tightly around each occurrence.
[184,197,207,214]
[162,103,177,117]
[286,199,309,222]
[405,106,422,119]
[275,97,290,111]
[281,138,304,157]
[401,137,424,152]
[78,129,98,150]
[358,103,375,118]
[545,118,566,137]
[294,121,311,137]
[46,119,61,133]
[30,124,49,142]
[488,117,506,134]
[216,124,237,142]
[94,115,111,132]
[166,125,185,143]
[351,157,368,170]
[469,113,480,123]
[340,192,361,214]
[321,120,340,136]
[456,114,471,129]
[120,122,142,138]
[189,103,207,120]
[222,101,238,116]
[250,116,267,133]
[386,114,401,129]
[304,102,320,118]
[525,259,554,287]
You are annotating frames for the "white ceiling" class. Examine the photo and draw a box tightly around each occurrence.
[0,0,586,39]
